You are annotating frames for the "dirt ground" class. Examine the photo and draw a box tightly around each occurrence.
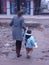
[0,24,49,65]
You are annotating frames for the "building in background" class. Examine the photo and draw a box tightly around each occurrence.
[40,0,49,14]
[0,0,34,15]
[0,0,49,15]
[33,0,41,15]
[0,0,2,14]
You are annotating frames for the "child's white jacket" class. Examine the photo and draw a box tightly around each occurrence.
[26,36,35,48]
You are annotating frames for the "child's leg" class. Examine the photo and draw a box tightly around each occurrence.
[26,48,30,57]
[28,49,33,56]
[26,48,29,55]
[26,48,33,58]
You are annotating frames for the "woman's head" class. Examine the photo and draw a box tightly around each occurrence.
[17,10,23,17]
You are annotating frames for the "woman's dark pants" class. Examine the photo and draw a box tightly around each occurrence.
[16,40,22,57]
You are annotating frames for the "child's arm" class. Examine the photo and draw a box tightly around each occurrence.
[30,36,36,46]
[10,17,14,26]
[30,36,38,48]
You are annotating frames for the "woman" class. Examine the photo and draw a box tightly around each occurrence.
[10,11,26,57]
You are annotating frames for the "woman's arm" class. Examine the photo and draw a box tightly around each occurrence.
[10,18,14,26]
[21,18,26,31]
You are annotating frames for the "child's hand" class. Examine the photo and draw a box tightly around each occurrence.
[34,42,38,48]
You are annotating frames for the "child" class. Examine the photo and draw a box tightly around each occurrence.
[24,29,37,58]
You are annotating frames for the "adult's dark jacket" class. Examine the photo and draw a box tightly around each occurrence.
[10,16,26,41]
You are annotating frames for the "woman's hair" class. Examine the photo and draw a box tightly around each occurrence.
[17,10,23,16]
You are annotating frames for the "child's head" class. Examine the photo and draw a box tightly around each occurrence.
[26,29,31,36]
[25,29,32,39]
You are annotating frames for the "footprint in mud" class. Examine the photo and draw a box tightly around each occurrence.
[39,57,48,61]
[42,50,49,53]
[39,57,44,60]
[47,50,49,52]
[42,51,47,53]
[1,52,9,56]
[44,55,49,57]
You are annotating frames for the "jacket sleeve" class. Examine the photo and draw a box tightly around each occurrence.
[21,18,26,31]
[30,37,35,46]
[10,18,14,26]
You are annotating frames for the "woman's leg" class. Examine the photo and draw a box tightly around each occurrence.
[16,40,22,57]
